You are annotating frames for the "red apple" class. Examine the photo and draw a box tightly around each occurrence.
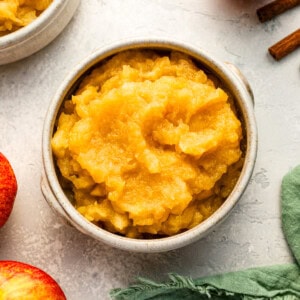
[0,153,18,228]
[0,261,66,299]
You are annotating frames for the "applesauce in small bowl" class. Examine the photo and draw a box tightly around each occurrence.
[0,0,80,65]
[42,38,257,252]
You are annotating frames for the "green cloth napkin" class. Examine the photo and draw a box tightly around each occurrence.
[110,166,300,300]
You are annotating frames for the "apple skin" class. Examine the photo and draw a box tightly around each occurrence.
[0,261,66,299]
[0,153,18,228]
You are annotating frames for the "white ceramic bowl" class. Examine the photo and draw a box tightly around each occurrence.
[42,38,257,253]
[0,0,80,65]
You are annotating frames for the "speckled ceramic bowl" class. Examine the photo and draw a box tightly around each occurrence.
[0,0,80,65]
[41,38,257,253]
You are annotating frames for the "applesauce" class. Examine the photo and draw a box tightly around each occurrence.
[51,50,244,238]
[0,0,52,36]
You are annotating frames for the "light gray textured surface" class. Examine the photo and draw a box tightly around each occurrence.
[0,1,299,299]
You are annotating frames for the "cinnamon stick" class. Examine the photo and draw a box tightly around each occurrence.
[257,0,300,22]
[268,28,300,60]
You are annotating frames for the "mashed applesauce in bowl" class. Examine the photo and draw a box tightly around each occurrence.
[0,0,80,64]
[0,0,53,36]
[42,39,257,252]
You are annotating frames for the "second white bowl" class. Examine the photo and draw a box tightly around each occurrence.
[0,0,80,65]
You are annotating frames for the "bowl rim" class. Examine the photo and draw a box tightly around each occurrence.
[0,0,67,50]
[42,37,258,252]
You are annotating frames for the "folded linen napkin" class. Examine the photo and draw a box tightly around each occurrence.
[110,165,300,300]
